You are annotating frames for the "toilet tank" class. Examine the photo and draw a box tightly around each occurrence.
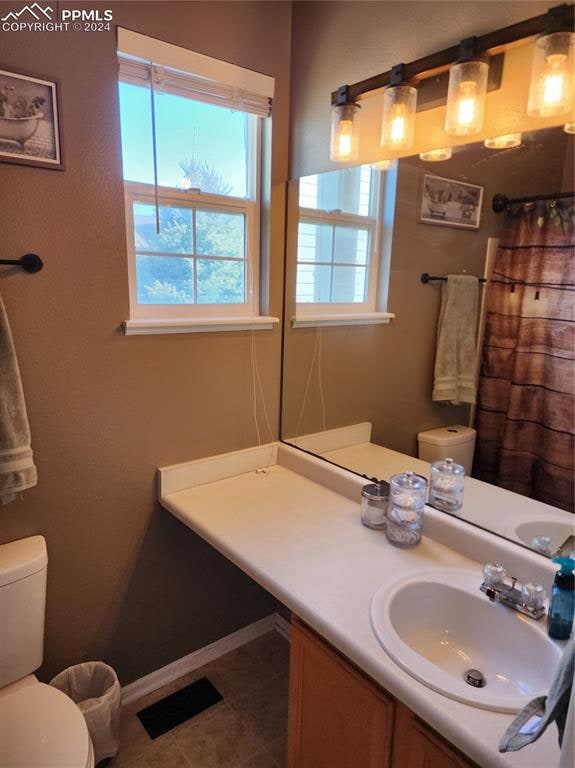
[417,425,476,474]
[0,536,48,688]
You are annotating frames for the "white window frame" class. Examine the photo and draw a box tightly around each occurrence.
[292,168,395,327]
[123,114,261,322]
[117,29,278,334]
[296,205,380,316]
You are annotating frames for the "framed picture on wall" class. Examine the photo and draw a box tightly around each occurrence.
[419,173,483,230]
[0,68,63,170]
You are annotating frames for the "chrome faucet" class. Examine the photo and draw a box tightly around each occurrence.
[480,563,546,621]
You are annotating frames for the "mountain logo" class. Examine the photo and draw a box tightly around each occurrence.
[1,3,53,21]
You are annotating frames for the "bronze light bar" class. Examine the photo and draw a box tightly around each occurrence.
[331,3,575,105]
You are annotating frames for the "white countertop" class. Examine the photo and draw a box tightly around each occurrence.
[292,424,573,553]
[159,443,562,768]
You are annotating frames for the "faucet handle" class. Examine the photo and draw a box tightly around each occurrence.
[521,582,547,611]
[531,536,553,556]
[483,562,507,587]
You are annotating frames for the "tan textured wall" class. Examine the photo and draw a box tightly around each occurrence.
[282,131,570,457]
[0,0,291,684]
[289,1,558,178]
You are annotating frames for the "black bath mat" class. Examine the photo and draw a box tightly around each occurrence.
[137,677,223,739]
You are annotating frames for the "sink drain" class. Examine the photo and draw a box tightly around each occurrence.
[464,669,486,688]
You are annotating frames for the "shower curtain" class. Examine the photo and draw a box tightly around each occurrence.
[474,197,575,513]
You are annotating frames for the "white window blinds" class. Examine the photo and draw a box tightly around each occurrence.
[117,28,273,118]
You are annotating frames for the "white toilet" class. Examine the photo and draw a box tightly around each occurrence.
[417,424,477,474]
[0,536,94,768]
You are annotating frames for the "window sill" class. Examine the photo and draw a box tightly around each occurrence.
[291,312,395,329]
[123,316,280,336]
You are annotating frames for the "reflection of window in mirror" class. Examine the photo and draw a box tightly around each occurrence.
[294,165,397,321]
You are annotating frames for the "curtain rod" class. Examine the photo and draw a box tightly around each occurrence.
[492,192,575,213]
[420,272,575,290]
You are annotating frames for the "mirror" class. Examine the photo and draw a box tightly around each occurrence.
[281,126,574,556]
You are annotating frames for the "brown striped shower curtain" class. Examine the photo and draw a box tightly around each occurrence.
[474,198,575,513]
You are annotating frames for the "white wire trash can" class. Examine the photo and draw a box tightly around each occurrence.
[50,661,121,765]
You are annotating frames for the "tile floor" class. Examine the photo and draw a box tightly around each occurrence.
[108,631,290,768]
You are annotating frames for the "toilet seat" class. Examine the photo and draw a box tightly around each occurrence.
[0,682,93,767]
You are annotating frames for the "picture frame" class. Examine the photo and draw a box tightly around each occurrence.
[0,68,63,170]
[419,173,483,230]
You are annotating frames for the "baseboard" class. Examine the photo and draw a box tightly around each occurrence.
[121,612,288,706]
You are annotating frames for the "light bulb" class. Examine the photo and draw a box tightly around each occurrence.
[484,133,522,149]
[419,147,452,162]
[330,103,361,162]
[445,60,489,136]
[390,105,407,144]
[543,71,565,106]
[457,81,477,127]
[371,158,397,171]
[381,85,417,151]
[528,32,574,117]
[337,121,353,158]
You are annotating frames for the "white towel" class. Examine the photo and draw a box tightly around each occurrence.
[0,293,37,504]
[432,274,479,405]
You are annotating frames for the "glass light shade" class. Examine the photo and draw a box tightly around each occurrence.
[445,59,489,136]
[528,32,574,117]
[330,103,361,162]
[371,158,397,171]
[565,122,575,134]
[419,147,452,162]
[484,133,522,149]
[381,85,417,151]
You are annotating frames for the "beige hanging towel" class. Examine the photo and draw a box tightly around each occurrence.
[432,274,479,405]
[0,294,37,504]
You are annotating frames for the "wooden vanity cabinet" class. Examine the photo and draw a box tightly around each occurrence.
[288,618,477,768]
[287,618,394,768]
[392,703,478,768]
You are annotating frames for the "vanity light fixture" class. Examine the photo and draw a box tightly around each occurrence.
[330,5,574,159]
[484,133,523,149]
[419,147,452,161]
[527,6,574,118]
[381,65,417,151]
[565,121,575,133]
[371,158,398,171]
[330,86,361,162]
[445,38,489,136]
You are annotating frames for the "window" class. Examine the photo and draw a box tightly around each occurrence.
[294,165,396,326]
[117,29,276,333]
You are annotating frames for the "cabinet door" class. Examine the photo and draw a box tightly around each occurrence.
[392,703,477,768]
[287,619,394,768]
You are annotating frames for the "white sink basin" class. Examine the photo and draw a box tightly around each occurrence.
[370,568,564,712]
[513,519,574,553]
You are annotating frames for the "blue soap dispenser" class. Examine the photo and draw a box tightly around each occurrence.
[547,556,575,640]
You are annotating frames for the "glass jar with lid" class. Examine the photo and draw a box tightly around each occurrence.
[389,470,427,511]
[387,471,427,548]
[429,457,465,513]
[361,482,389,530]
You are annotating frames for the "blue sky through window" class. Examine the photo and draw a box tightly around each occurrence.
[118,82,249,197]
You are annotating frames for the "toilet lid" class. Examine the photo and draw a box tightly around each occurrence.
[0,682,92,767]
